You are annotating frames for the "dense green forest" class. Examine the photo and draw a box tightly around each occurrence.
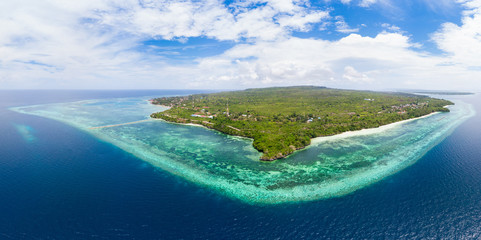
[150,86,453,161]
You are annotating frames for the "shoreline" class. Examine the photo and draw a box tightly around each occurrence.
[150,100,449,161]
[311,111,441,145]
[152,105,445,160]
[183,123,255,142]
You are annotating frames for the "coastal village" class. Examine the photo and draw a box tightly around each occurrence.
[387,101,430,114]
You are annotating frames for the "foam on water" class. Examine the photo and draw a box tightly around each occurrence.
[10,97,475,204]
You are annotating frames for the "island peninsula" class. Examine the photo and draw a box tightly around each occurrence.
[150,86,453,161]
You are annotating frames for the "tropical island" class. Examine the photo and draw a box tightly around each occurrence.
[150,86,453,161]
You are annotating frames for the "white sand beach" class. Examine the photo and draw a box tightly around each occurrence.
[311,111,441,144]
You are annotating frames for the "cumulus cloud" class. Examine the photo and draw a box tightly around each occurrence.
[0,0,480,91]
[181,33,432,89]
[0,0,328,88]
[432,0,481,67]
[176,27,480,90]
[96,0,328,41]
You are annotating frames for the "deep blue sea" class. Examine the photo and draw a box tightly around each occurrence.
[1,90,480,239]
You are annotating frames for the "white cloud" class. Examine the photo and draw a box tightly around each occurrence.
[0,0,328,89]
[343,66,373,83]
[174,29,480,90]
[0,0,144,88]
[181,33,430,89]
[0,0,480,91]
[432,0,481,67]
[97,0,328,41]
[359,0,377,7]
[381,23,401,32]
[338,0,378,7]
[334,16,359,33]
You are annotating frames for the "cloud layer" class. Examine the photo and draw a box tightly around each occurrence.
[0,0,480,90]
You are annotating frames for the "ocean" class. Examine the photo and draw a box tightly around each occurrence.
[0,90,479,239]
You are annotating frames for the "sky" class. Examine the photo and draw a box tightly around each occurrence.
[1,0,480,90]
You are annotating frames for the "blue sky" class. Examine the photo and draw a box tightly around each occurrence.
[1,0,480,90]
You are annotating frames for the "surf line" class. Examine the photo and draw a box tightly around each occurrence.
[89,119,154,129]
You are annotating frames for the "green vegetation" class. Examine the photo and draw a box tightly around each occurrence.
[150,86,453,161]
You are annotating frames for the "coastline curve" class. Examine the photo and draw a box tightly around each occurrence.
[10,97,475,204]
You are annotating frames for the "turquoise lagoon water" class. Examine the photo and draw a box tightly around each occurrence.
[11,97,475,204]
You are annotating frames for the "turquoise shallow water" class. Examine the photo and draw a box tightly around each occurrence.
[11,97,475,204]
